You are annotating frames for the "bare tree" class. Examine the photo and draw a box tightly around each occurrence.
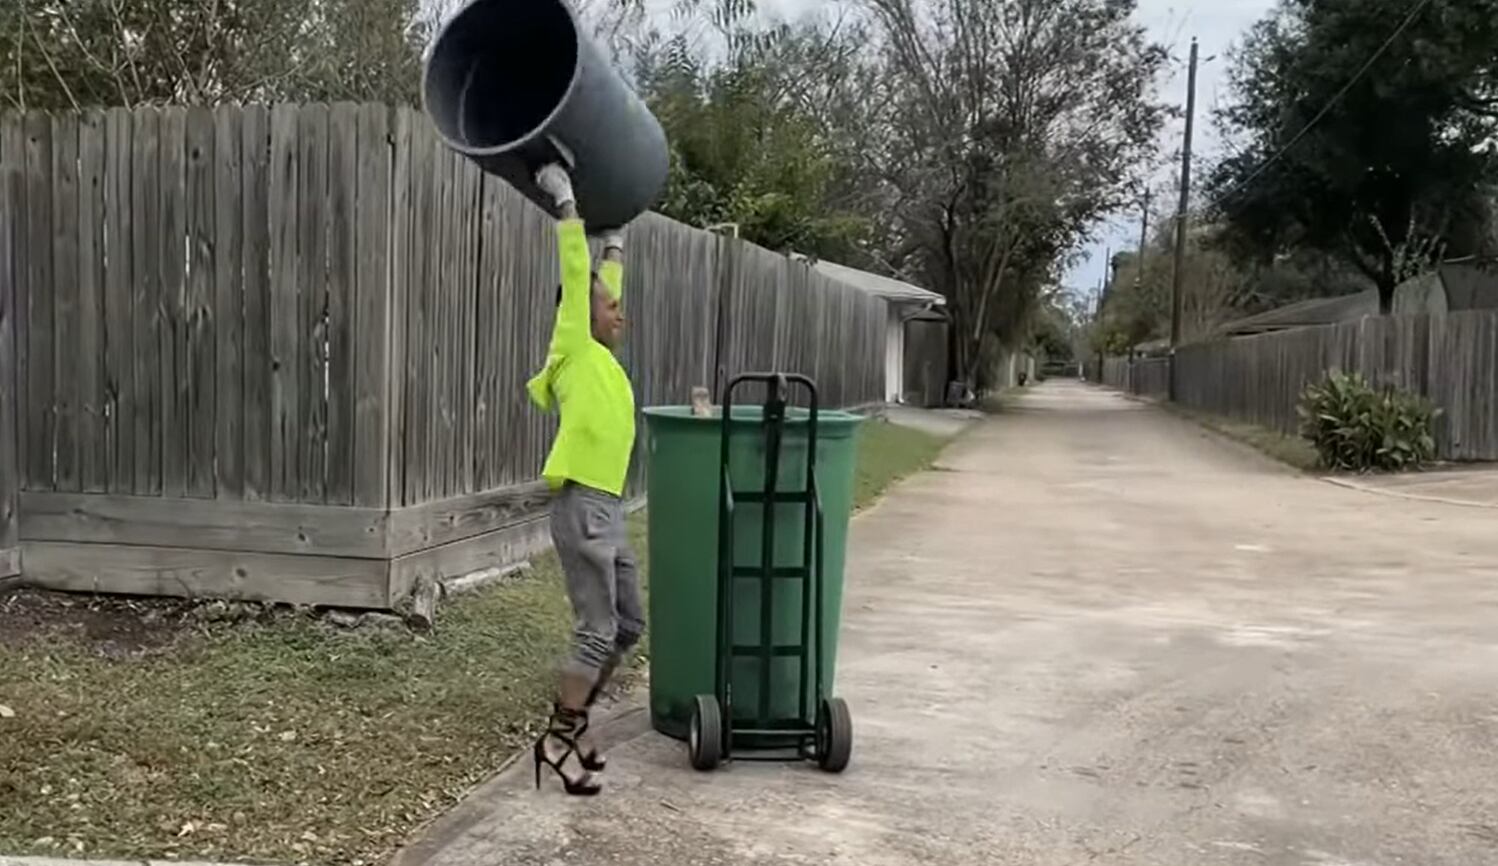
[865,0,1167,387]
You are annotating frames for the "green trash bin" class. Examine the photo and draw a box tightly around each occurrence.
[643,377,863,770]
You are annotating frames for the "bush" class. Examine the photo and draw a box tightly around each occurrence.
[1297,372,1440,472]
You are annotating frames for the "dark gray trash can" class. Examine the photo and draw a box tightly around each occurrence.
[422,0,669,231]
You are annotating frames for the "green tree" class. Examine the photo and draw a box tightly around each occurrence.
[1207,0,1498,313]
[0,0,428,110]
[631,17,881,258]
[1029,285,1086,363]
[1094,218,1264,352]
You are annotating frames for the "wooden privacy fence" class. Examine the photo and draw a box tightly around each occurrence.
[1100,356,1170,400]
[1101,357,1129,391]
[0,102,887,608]
[1169,311,1498,461]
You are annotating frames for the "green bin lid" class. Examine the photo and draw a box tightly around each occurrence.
[643,405,864,439]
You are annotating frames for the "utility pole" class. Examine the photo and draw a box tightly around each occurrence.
[1170,38,1199,350]
[1136,188,1150,281]
[1098,245,1111,312]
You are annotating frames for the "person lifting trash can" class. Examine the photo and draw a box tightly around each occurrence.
[424,0,862,783]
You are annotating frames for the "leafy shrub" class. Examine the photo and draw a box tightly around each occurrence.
[1298,372,1440,472]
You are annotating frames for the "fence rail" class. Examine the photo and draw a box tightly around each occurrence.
[1099,311,1498,462]
[0,103,888,606]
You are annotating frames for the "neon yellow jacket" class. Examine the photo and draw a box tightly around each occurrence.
[526,220,635,496]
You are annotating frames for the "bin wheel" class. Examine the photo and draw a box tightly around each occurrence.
[817,697,853,773]
[689,695,724,771]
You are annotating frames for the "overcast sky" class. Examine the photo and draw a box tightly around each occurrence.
[1065,0,1278,301]
[751,0,1280,301]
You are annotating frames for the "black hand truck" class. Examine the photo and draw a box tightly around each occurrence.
[687,373,852,773]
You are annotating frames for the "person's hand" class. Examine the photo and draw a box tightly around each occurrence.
[599,228,626,254]
[535,163,576,210]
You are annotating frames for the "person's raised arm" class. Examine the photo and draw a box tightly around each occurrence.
[597,229,624,302]
[535,164,591,356]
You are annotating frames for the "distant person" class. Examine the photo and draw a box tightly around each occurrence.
[526,164,642,796]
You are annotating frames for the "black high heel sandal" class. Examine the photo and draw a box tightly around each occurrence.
[579,692,606,772]
[577,730,606,772]
[533,706,602,796]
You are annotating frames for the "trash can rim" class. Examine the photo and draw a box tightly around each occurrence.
[642,405,865,425]
[422,0,585,159]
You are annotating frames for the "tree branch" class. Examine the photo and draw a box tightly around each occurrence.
[54,0,135,107]
[29,11,81,111]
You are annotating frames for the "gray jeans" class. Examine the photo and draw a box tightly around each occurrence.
[550,483,644,679]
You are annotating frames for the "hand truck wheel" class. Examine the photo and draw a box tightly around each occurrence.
[688,694,724,771]
[816,697,853,773]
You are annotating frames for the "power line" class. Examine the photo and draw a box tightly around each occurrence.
[1201,0,1435,215]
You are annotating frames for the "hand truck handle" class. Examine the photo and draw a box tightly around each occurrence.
[718,373,821,485]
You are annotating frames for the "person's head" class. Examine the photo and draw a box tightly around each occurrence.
[556,272,625,349]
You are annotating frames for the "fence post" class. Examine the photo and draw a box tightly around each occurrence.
[0,141,17,578]
[0,112,21,578]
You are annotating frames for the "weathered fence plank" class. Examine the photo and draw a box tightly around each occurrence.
[52,113,81,492]
[401,115,432,506]
[241,105,271,500]
[185,106,217,498]
[327,103,359,506]
[297,104,329,504]
[158,108,190,496]
[432,147,457,500]
[214,105,245,499]
[77,111,107,493]
[456,158,481,498]
[104,108,134,494]
[130,107,161,495]
[159,107,189,498]
[473,166,507,493]
[22,540,388,608]
[353,105,392,509]
[268,105,299,501]
[23,113,52,492]
[507,192,557,488]
[0,117,18,570]
[386,108,413,507]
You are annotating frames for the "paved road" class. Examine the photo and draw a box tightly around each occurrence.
[399,383,1498,866]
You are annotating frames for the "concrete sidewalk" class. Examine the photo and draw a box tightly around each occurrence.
[1326,465,1498,508]
[396,382,1498,866]
[880,405,984,439]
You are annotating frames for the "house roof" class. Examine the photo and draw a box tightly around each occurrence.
[1438,257,1498,310]
[810,259,947,307]
[1208,256,1497,340]
[1221,289,1379,335]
